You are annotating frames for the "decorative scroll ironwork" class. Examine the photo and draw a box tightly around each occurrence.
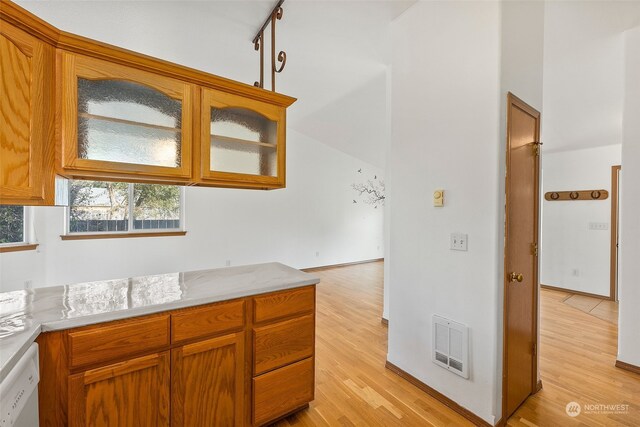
[544,190,609,201]
[253,0,286,91]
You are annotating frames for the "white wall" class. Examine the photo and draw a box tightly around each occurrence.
[387,1,502,423]
[540,145,621,297]
[0,130,384,291]
[542,1,640,153]
[618,26,640,367]
[386,1,544,423]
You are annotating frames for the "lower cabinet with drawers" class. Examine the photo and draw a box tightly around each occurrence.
[36,285,316,427]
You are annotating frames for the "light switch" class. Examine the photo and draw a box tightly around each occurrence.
[434,189,444,207]
[450,233,468,251]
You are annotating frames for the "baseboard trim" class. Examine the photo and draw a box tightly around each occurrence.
[536,379,543,392]
[302,258,383,272]
[540,284,608,300]
[615,360,640,375]
[385,361,492,427]
[381,318,388,326]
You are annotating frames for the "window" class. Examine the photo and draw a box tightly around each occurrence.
[67,180,183,235]
[0,206,26,245]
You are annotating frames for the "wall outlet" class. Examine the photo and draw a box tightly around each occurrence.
[589,222,609,231]
[316,251,320,257]
[24,280,33,290]
[450,233,468,251]
[572,269,579,277]
[225,260,231,267]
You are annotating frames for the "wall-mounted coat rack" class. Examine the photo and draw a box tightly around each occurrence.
[544,190,609,201]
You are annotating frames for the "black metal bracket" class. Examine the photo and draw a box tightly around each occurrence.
[253,0,286,92]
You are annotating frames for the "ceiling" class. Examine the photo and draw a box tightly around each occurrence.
[17,0,415,168]
[542,1,640,153]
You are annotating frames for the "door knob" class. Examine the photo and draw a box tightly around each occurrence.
[509,272,524,283]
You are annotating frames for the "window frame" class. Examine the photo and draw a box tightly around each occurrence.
[63,182,186,237]
[0,206,35,250]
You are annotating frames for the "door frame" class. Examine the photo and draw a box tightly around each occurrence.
[610,165,621,301]
[502,92,541,421]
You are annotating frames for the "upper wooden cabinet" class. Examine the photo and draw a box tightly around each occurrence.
[58,52,195,183]
[0,0,296,205]
[0,19,55,205]
[200,88,286,189]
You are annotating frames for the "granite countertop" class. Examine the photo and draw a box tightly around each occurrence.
[0,262,319,382]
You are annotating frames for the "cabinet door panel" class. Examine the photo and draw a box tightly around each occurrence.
[0,22,54,204]
[68,352,170,427]
[171,332,244,427]
[59,52,194,181]
[199,88,286,189]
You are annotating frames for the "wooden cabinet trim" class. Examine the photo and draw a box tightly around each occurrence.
[171,299,245,344]
[253,314,315,375]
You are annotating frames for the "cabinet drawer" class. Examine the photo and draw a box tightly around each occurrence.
[171,299,245,344]
[253,286,314,324]
[254,314,314,375]
[253,357,314,426]
[68,315,170,369]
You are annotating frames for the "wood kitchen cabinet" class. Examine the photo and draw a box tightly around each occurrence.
[36,286,316,426]
[199,88,287,189]
[68,352,170,427]
[171,333,245,426]
[0,0,296,204]
[0,17,55,205]
[58,52,195,183]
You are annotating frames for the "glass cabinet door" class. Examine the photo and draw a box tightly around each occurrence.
[60,53,194,181]
[200,88,285,188]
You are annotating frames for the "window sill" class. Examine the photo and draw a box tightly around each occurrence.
[60,231,187,241]
[0,243,39,253]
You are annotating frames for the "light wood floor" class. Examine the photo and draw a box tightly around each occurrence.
[562,293,618,325]
[271,262,640,426]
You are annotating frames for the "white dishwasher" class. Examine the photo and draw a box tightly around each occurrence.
[0,343,40,427]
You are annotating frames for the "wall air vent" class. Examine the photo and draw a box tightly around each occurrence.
[432,315,469,379]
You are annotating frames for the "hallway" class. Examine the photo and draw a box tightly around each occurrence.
[273,262,640,426]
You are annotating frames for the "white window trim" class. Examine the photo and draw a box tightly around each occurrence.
[0,206,32,247]
[64,183,186,236]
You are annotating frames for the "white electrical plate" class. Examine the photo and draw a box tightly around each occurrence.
[450,233,468,251]
[588,222,609,231]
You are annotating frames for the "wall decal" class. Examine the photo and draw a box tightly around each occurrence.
[352,170,385,208]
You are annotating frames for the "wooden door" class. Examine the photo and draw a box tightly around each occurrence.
[0,20,54,205]
[171,332,245,427]
[68,352,170,427]
[503,93,540,418]
[610,165,621,301]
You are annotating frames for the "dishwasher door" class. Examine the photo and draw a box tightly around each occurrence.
[0,343,40,427]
